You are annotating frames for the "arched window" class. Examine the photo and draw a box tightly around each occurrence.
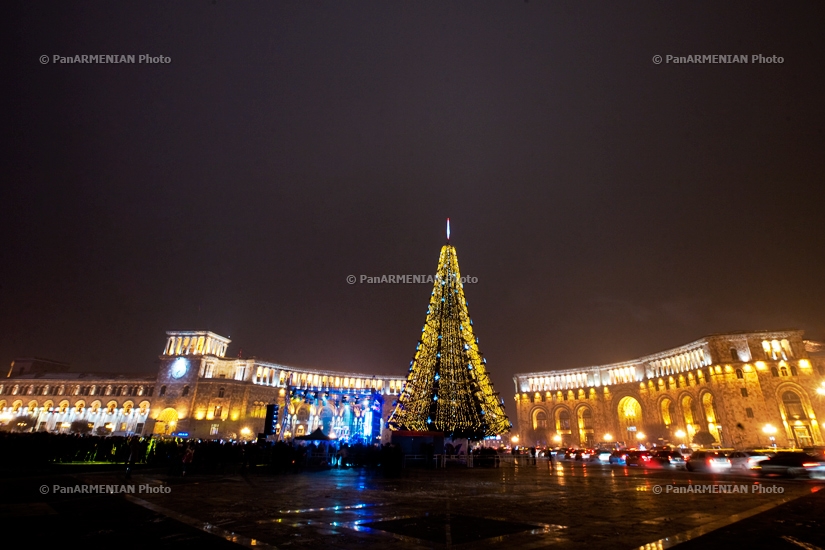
[159,386,167,397]
[217,387,225,398]
[660,398,674,426]
[106,401,117,414]
[780,366,788,377]
[735,369,743,379]
[297,407,309,422]
[181,386,190,397]
[581,408,593,429]
[770,367,779,377]
[557,409,571,431]
[782,392,806,420]
[790,365,798,376]
[533,410,548,430]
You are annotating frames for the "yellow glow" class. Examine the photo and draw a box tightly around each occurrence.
[743,364,753,372]
[231,412,239,421]
[511,435,519,443]
[675,429,686,438]
[762,424,777,435]
[755,361,767,370]
[553,434,562,443]
[279,388,285,396]
[636,432,645,440]
[724,365,732,373]
[817,388,825,396]
[195,409,206,420]
[799,359,811,369]
[603,433,612,441]
[240,427,251,436]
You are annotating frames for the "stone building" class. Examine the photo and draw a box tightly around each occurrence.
[0,330,407,442]
[513,330,825,450]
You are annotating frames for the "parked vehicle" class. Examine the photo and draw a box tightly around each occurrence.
[609,450,627,465]
[685,450,731,472]
[727,450,770,472]
[759,452,825,479]
[651,450,686,468]
[590,448,613,463]
[626,450,653,467]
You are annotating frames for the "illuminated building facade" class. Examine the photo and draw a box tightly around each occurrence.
[1,330,407,442]
[514,330,825,450]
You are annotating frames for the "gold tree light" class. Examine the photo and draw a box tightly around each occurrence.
[387,220,510,439]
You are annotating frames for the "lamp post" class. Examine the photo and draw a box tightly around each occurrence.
[762,424,777,448]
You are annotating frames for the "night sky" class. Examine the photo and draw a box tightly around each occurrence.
[5,3,825,401]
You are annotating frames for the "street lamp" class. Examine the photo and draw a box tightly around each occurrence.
[552,434,562,444]
[603,433,613,442]
[762,424,777,447]
[510,435,519,445]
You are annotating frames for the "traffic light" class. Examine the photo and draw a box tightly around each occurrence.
[264,404,280,436]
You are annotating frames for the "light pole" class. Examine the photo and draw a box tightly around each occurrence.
[762,424,777,448]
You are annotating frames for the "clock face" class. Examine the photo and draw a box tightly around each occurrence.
[170,358,188,379]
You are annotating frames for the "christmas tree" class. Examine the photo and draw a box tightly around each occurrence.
[388,220,510,439]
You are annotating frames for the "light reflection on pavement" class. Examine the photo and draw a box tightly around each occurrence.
[78,461,821,549]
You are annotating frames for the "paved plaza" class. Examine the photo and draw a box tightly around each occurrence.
[2,459,824,549]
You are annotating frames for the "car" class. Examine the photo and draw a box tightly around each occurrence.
[573,448,593,461]
[803,446,825,461]
[685,450,732,472]
[609,450,627,465]
[651,450,686,468]
[728,450,770,472]
[626,450,654,467]
[590,448,613,463]
[759,452,825,479]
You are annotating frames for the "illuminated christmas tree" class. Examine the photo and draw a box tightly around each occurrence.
[388,220,510,439]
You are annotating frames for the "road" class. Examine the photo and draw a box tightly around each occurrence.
[1,459,822,549]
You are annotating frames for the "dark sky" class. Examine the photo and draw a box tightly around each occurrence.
[5,2,825,400]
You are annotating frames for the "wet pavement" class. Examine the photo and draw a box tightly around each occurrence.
[1,459,822,549]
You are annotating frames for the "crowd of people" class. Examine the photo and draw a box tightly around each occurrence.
[0,432,409,476]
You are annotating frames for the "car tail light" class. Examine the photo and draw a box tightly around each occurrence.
[803,463,820,468]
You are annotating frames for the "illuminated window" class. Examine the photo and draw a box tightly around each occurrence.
[581,408,593,429]
[782,391,806,420]
[210,424,219,435]
[533,410,548,429]
[557,410,571,431]
[214,405,223,418]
